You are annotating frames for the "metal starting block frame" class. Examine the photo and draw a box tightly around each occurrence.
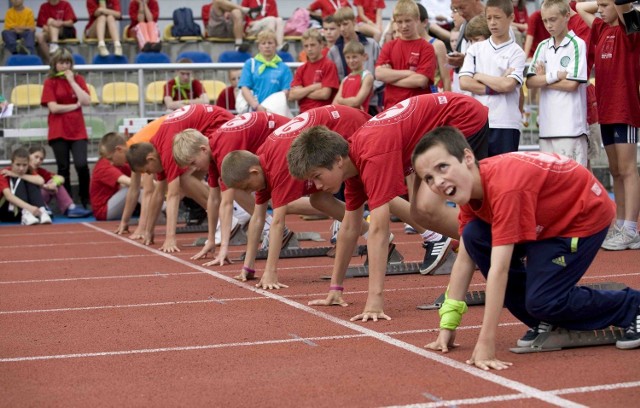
[176,222,208,234]
[509,327,626,354]
[184,224,249,248]
[417,281,627,311]
[238,232,351,261]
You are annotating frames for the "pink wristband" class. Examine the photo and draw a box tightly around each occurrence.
[243,266,255,274]
[329,285,344,291]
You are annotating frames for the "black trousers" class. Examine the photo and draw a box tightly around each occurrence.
[0,178,45,222]
[49,138,90,206]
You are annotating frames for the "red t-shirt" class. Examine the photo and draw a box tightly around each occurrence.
[86,0,121,33]
[0,167,12,192]
[41,75,89,142]
[36,0,77,27]
[215,86,236,110]
[345,92,488,211]
[209,112,290,190]
[127,0,159,35]
[458,152,615,246]
[341,71,372,111]
[513,7,528,29]
[163,78,206,102]
[308,0,350,18]
[35,167,54,183]
[590,18,640,127]
[256,105,371,208]
[353,0,385,23]
[291,57,340,113]
[242,0,278,24]
[90,157,131,220]
[150,105,234,182]
[376,38,436,109]
[526,10,546,59]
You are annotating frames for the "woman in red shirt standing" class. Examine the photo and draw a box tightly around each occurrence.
[41,48,92,209]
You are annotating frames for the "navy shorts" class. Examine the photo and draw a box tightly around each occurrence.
[600,123,638,146]
[488,128,520,157]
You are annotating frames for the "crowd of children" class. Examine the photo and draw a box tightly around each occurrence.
[2,0,640,368]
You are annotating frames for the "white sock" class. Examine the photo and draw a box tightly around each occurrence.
[421,230,442,242]
[616,219,625,229]
[622,221,638,235]
[98,41,106,47]
[235,39,242,45]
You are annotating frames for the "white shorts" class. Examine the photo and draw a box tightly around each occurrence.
[247,17,279,36]
[539,136,588,167]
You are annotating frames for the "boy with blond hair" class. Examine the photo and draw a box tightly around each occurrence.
[172,112,290,265]
[526,0,588,167]
[375,0,436,109]
[288,28,340,113]
[459,0,526,157]
[90,132,132,221]
[333,40,374,111]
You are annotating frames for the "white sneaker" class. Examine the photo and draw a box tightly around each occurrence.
[98,43,109,57]
[21,209,39,226]
[602,229,640,251]
[214,216,240,245]
[39,208,52,224]
[233,202,251,226]
[601,225,621,249]
[114,43,123,57]
[48,42,59,54]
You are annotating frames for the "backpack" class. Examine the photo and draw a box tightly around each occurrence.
[171,8,202,37]
[284,8,310,36]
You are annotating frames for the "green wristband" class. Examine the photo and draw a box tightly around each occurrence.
[439,298,468,330]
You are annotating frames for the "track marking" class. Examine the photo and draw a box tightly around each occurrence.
[0,241,115,249]
[0,254,154,264]
[0,271,202,285]
[79,223,587,408]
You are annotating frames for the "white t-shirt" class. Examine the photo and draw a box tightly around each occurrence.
[527,31,588,138]
[459,37,526,129]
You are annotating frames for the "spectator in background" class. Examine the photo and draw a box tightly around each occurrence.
[511,0,528,34]
[128,0,160,52]
[35,0,77,58]
[2,0,36,55]
[164,58,209,111]
[333,40,374,111]
[41,48,92,209]
[354,0,385,41]
[207,0,257,52]
[237,29,293,116]
[523,9,546,59]
[216,69,242,111]
[289,28,340,112]
[28,146,92,218]
[242,0,287,51]
[417,3,451,92]
[299,15,337,62]
[308,0,351,20]
[85,0,123,57]
[90,133,132,221]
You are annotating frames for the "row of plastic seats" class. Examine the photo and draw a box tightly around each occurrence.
[10,79,228,107]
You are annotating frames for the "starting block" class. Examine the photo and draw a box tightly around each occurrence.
[417,281,627,310]
[237,231,349,261]
[176,222,208,234]
[184,223,249,248]
[509,326,626,354]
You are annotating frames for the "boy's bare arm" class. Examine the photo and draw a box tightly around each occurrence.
[468,244,513,371]
[195,187,222,263]
[339,75,374,108]
[309,207,364,307]
[375,65,413,83]
[350,204,391,322]
[160,178,183,253]
[116,171,140,234]
[142,179,166,245]
[460,75,492,95]
[203,187,235,266]
[257,205,289,290]
[237,202,266,281]
[576,1,598,28]
[288,84,321,101]
[392,73,429,89]
[306,86,333,101]
[19,173,45,186]
[473,72,519,94]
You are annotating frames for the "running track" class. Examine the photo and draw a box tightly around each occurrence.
[1,217,639,407]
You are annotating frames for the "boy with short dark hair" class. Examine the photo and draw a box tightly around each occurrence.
[90,132,132,221]
[287,92,489,321]
[459,0,526,157]
[288,28,340,113]
[172,112,290,265]
[333,40,374,111]
[417,127,640,369]
[125,104,234,252]
[375,0,436,109]
[221,105,371,289]
[464,14,491,43]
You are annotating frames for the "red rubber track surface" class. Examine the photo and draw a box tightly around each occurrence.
[1,217,639,407]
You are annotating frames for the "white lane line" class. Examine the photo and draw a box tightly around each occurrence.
[78,223,585,408]
[0,272,203,285]
[0,254,155,264]
[388,381,640,407]
[0,241,115,249]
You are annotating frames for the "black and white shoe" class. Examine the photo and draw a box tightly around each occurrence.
[517,322,554,347]
[419,236,452,274]
[616,305,640,350]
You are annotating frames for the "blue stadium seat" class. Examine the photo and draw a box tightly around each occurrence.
[73,53,86,65]
[218,50,251,63]
[176,51,212,63]
[92,54,129,65]
[135,52,171,64]
[277,51,294,63]
[6,54,44,66]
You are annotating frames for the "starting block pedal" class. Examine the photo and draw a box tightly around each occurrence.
[184,223,248,247]
[509,326,626,354]
[417,281,627,310]
[237,231,342,261]
[176,222,208,234]
[321,243,424,279]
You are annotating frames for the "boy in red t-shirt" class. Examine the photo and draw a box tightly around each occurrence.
[333,40,373,111]
[221,105,371,289]
[287,92,488,322]
[577,0,640,251]
[172,111,290,266]
[289,28,340,113]
[375,0,436,109]
[90,133,132,221]
[354,0,385,41]
[417,127,640,365]
[125,104,234,253]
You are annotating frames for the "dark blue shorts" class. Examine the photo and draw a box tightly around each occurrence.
[488,128,520,157]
